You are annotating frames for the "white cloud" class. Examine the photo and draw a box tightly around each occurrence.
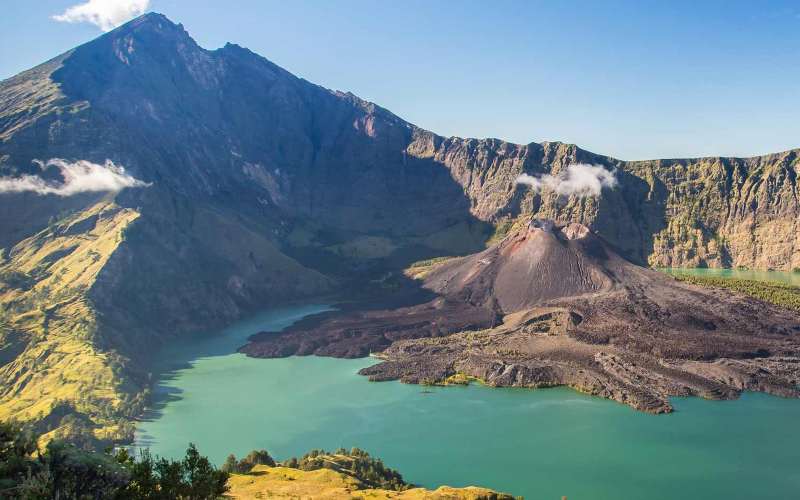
[516,163,618,197]
[52,0,150,32]
[0,159,150,196]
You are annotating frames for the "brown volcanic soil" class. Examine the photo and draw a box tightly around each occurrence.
[241,220,800,413]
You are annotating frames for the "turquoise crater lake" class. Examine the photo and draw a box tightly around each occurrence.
[135,304,800,499]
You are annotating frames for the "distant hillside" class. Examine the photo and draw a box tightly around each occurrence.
[0,12,798,443]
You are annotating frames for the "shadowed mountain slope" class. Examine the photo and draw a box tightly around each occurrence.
[0,13,490,444]
[0,12,798,442]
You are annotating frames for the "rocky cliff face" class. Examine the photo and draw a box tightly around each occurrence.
[3,13,797,274]
[0,12,798,441]
[627,152,800,270]
[406,135,800,270]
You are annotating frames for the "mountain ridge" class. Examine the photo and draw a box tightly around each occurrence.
[2,13,798,270]
[0,12,798,445]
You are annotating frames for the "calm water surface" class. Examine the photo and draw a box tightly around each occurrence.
[135,296,800,499]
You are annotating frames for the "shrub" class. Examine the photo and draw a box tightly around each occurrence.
[0,421,228,499]
[283,447,408,491]
[220,449,275,474]
[115,443,229,499]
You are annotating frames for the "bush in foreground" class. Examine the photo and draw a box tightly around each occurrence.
[283,447,408,491]
[0,421,228,499]
[220,449,275,474]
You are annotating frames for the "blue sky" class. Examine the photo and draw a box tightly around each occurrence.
[2,0,799,160]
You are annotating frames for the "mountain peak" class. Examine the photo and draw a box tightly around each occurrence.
[120,11,179,31]
[95,11,194,51]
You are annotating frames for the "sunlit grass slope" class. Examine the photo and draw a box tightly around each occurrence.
[227,463,517,499]
[0,200,145,446]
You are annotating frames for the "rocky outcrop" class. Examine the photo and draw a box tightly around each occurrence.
[405,135,800,270]
[626,153,800,270]
[246,220,800,413]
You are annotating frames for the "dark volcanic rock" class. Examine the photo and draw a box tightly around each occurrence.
[240,298,499,359]
[244,219,800,413]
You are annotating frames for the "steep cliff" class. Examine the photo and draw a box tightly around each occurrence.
[406,135,800,270]
[0,12,798,442]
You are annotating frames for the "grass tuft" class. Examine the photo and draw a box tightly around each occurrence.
[673,274,800,312]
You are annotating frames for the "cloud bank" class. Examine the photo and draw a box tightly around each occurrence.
[0,159,150,196]
[52,0,150,31]
[516,163,618,197]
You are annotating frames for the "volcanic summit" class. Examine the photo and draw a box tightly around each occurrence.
[242,218,800,413]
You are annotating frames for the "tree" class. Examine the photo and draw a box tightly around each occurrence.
[220,454,238,474]
[1,419,230,499]
[241,449,275,468]
[39,439,130,499]
[154,456,184,498]
[221,449,276,474]
[0,421,39,496]
[115,448,159,500]
[182,444,228,499]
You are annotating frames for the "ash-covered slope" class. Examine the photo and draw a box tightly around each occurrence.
[422,219,620,312]
[244,220,800,413]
